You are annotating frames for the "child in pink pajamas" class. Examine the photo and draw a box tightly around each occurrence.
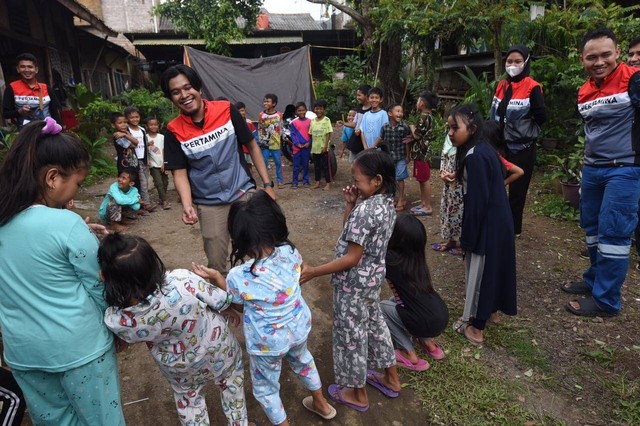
[100,233,251,426]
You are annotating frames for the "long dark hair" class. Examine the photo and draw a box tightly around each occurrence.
[0,120,89,226]
[386,214,434,294]
[450,104,485,182]
[98,233,166,307]
[353,150,396,196]
[227,191,295,274]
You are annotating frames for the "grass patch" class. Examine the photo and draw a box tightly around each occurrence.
[490,325,552,373]
[531,193,579,222]
[403,327,560,425]
[602,374,640,424]
[581,346,616,369]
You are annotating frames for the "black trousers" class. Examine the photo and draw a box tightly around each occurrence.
[312,153,332,183]
[505,144,536,235]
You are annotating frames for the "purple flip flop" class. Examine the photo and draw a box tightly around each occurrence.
[366,370,399,398]
[328,384,369,412]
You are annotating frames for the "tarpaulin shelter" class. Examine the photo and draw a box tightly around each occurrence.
[184,46,314,121]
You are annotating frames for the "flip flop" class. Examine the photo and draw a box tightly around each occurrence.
[410,206,432,216]
[327,384,369,412]
[560,280,591,295]
[432,242,455,252]
[412,339,445,360]
[455,323,483,346]
[565,297,618,318]
[366,370,399,398]
[448,247,464,257]
[302,395,337,420]
[395,349,430,371]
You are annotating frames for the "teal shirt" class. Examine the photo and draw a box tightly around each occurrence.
[98,182,141,221]
[0,206,113,372]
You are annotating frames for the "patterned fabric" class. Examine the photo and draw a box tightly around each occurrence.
[380,121,411,162]
[12,347,125,426]
[331,194,397,387]
[148,133,165,168]
[249,342,321,425]
[258,111,284,150]
[439,143,464,241]
[411,112,434,162]
[104,269,248,426]
[226,246,312,356]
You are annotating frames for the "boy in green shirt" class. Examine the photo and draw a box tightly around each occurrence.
[309,99,333,190]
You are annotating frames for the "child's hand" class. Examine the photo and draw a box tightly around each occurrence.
[441,171,456,183]
[403,135,414,144]
[300,262,316,284]
[85,217,109,240]
[222,308,241,327]
[336,120,344,127]
[343,185,360,204]
[192,262,221,281]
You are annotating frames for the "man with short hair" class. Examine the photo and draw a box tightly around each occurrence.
[161,64,275,274]
[627,36,640,271]
[562,28,640,317]
[2,53,60,128]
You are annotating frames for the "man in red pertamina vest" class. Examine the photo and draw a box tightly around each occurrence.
[2,53,60,129]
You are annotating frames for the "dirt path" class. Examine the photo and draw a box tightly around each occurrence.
[53,135,639,426]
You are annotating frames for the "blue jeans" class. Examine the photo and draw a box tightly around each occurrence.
[580,166,640,312]
[292,148,310,185]
[261,148,282,183]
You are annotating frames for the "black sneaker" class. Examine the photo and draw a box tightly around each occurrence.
[579,249,590,259]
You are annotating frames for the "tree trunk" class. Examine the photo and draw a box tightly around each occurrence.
[492,21,503,80]
[371,36,404,104]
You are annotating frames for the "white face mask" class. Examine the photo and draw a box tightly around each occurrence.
[506,65,525,78]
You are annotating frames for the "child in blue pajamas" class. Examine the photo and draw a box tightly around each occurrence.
[193,191,336,425]
[100,233,252,426]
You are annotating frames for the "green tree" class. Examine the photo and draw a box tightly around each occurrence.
[154,0,262,54]
[307,0,405,103]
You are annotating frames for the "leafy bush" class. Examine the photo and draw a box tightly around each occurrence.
[315,55,373,121]
[532,194,579,222]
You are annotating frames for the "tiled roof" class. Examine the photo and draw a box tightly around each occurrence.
[267,14,322,31]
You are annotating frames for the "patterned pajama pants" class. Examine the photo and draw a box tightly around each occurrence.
[166,337,248,426]
[332,290,396,388]
[105,196,136,223]
[249,341,321,425]
[11,347,125,426]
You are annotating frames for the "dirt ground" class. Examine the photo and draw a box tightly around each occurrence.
[24,131,640,425]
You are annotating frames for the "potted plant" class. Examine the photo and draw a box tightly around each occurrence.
[549,140,583,209]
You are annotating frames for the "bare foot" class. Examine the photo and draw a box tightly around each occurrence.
[489,312,501,324]
[331,386,368,408]
[310,390,335,418]
[465,324,484,344]
[311,182,321,189]
[397,348,420,364]
[322,183,331,191]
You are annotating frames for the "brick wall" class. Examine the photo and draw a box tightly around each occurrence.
[99,0,157,33]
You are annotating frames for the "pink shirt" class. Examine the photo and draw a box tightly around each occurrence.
[290,117,311,154]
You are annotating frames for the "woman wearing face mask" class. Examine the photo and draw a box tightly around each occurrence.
[489,44,547,237]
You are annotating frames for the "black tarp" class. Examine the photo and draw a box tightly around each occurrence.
[184,46,314,121]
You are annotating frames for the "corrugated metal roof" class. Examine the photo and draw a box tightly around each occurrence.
[132,36,303,46]
[80,27,145,59]
[267,14,322,31]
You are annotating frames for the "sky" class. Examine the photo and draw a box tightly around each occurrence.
[261,0,326,20]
